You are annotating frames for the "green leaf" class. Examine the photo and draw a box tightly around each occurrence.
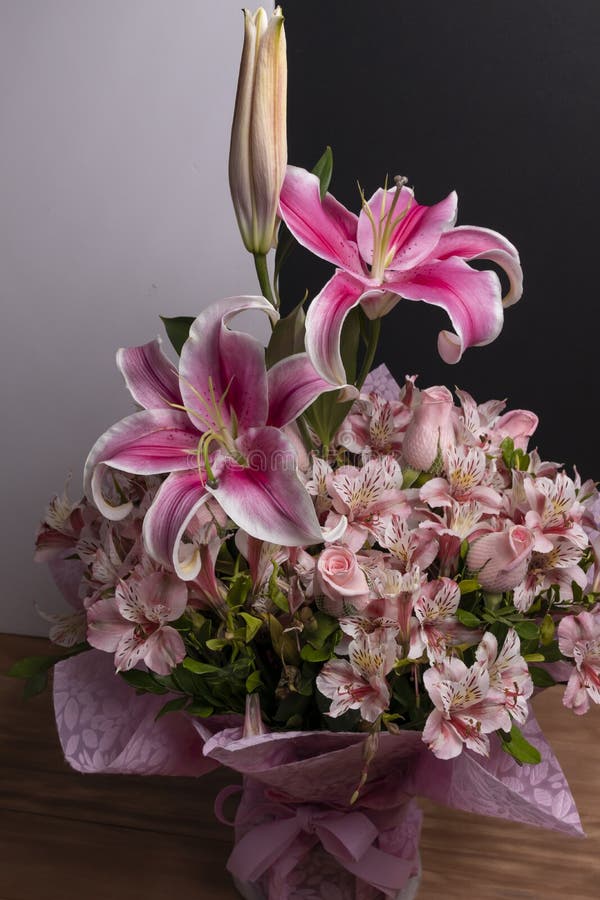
[245,670,262,692]
[401,468,420,489]
[458,579,480,595]
[514,621,539,641]
[182,658,221,675]
[119,670,168,694]
[312,145,334,199]
[307,612,340,648]
[23,671,49,699]
[155,696,188,720]
[300,643,332,662]
[160,315,194,355]
[265,297,306,368]
[456,608,481,628]
[239,612,263,643]
[540,614,556,646]
[187,703,214,717]
[268,564,289,613]
[500,725,542,765]
[205,638,230,651]
[226,573,252,610]
[500,437,515,468]
[529,666,557,688]
[8,655,59,678]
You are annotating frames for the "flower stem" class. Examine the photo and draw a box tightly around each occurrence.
[356,317,381,389]
[253,253,278,310]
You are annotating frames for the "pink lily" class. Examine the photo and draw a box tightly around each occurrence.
[87,571,188,675]
[84,297,337,580]
[279,166,522,386]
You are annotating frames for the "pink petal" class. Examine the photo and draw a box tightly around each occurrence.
[357,187,456,272]
[86,598,130,653]
[387,257,504,364]
[179,296,278,433]
[210,426,323,546]
[116,338,181,410]
[267,352,341,428]
[84,409,199,519]
[279,165,364,274]
[142,627,186,675]
[435,225,523,307]
[137,572,189,624]
[305,271,364,385]
[143,470,211,581]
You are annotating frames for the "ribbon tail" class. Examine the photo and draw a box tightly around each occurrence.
[226,817,301,883]
[338,844,415,893]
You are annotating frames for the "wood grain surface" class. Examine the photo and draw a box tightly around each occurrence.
[2,633,599,899]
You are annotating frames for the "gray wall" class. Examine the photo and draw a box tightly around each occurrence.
[0,1,263,635]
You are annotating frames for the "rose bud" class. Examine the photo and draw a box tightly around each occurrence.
[467,525,535,592]
[315,545,370,615]
[229,6,287,256]
[402,385,455,471]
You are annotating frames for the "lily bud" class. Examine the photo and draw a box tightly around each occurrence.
[229,7,287,255]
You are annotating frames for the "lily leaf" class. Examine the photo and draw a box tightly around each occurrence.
[160,315,194,355]
[500,725,542,765]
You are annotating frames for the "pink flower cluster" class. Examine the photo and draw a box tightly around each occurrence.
[35,353,600,763]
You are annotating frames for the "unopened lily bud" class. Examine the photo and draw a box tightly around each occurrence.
[242,693,267,738]
[229,7,287,255]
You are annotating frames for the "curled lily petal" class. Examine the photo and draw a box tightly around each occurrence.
[209,426,323,546]
[305,271,364,386]
[267,352,341,428]
[179,296,278,433]
[387,258,503,364]
[279,165,363,274]
[143,471,211,581]
[435,225,523,307]
[116,338,181,410]
[84,409,199,518]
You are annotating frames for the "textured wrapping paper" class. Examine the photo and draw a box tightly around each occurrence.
[54,651,583,898]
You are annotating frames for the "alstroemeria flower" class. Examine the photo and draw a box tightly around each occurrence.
[84,297,339,580]
[316,628,398,722]
[87,571,188,675]
[411,578,477,662]
[422,657,508,759]
[420,446,502,513]
[558,610,600,715]
[279,166,522,386]
[475,629,533,725]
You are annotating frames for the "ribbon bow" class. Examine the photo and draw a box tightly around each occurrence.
[216,784,415,898]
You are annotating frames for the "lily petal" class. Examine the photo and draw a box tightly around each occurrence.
[435,225,523,307]
[116,338,181,410]
[267,352,341,427]
[305,270,364,386]
[143,470,211,581]
[84,409,199,518]
[179,296,278,433]
[279,165,364,274]
[357,187,457,272]
[210,426,323,546]
[387,257,503,364]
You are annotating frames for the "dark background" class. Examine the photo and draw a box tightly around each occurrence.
[279,0,600,479]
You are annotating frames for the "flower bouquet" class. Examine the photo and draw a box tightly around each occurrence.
[15,7,600,900]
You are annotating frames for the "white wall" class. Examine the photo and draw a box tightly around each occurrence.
[0,1,262,634]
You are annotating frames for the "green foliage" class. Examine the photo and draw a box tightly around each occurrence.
[265,297,307,368]
[160,315,194,355]
[529,666,557,688]
[455,608,482,628]
[500,437,530,472]
[119,669,168,694]
[500,725,542,765]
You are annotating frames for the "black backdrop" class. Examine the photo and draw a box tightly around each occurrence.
[279,0,600,479]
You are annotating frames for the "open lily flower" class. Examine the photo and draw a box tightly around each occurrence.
[84,297,338,580]
[279,166,522,386]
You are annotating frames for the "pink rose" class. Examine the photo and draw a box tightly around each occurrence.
[316,546,370,614]
[467,525,535,592]
[493,409,539,451]
[402,386,455,471]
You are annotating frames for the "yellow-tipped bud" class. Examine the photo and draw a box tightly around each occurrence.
[229,6,287,255]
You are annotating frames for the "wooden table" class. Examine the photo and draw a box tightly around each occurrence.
[1,633,599,899]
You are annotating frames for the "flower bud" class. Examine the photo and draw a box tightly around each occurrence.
[229,7,287,255]
[467,525,534,592]
[402,386,455,471]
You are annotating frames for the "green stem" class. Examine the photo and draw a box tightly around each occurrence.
[356,318,381,389]
[296,414,313,453]
[253,253,278,310]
